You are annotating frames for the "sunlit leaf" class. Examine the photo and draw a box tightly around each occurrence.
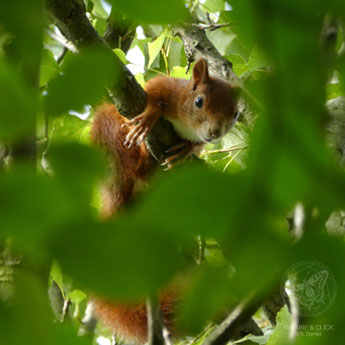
[148,29,167,68]
[114,48,128,65]
[265,306,291,345]
[40,49,60,86]
[50,261,65,298]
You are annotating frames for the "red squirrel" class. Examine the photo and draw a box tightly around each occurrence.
[90,58,239,343]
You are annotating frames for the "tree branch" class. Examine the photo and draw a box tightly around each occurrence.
[45,0,145,118]
[104,8,136,53]
[45,0,181,162]
[192,23,231,31]
[0,143,10,170]
[173,21,238,83]
[46,29,78,53]
[262,286,287,325]
[201,296,263,345]
[147,295,165,345]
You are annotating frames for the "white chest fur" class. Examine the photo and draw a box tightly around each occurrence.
[167,117,202,142]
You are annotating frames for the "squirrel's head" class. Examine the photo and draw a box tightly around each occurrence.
[182,58,239,143]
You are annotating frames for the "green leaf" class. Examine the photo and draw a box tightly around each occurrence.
[92,0,109,18]
[0,0,44,71]
[0,271,53,345]
[0,63,36,140]
[326,83,345,100]
[226,54,249,77]
[167,37,185,68]
[51,217,183,300]
[234,328,274,344]
[266,306,292,345]
[0,170,79,257]
[247,45,270,72]
[134,165,243,241]
[40,49,60,86]
[179,232,288,334]
[0,271,92,345]
[203,0,226,12]
[94,17,108,36]
[170,66,190,79]
[51,261,65,298]
[49,114,90,144]
[67,289,87,304]
[135,72,146,87]
[45,47,119,117]
[207,28,236,55]
[148,29,167,68]
[108,0,187,24]
[46,142,106,209]
[114,48,129,64]
[178,265,237,334]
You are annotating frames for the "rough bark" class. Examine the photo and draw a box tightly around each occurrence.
[173,23,238,84]
[262,286,288,325]
[45,0,182,162]
[325,96,345,236]
[45,0,146,119]
[0,246,20,302]
[104,9,136,53]
[201,297,264,345]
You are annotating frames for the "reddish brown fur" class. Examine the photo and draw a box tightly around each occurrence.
[93,287,179,344]
[142,70,237,133]
[90,59,238,342]
[91,103,154,217]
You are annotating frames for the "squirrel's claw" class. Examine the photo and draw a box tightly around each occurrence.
[124,122,150,148]
[165,141,189,154]
[123,114,157,148]
[163,142,197,168]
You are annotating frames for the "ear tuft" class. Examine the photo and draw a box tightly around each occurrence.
[192,58,209,87]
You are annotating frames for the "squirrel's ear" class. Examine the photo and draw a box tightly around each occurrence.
[192,58,209,89]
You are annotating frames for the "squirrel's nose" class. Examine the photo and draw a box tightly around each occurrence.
[209,128,221,139]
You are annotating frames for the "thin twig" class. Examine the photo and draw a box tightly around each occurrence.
[57,46,68,64]
[223,147,245,172]
[192,23,232,31]
[78,301,98,336]
[201,146,248,156]
[197,235,206,265]
[201,297,262,345]
[161,48,170,76]
[61,298,71,323]
[147,295,165,345]
[46,29,78,53]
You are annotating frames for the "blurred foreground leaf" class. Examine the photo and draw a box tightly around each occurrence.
[0,270,92,345]
[0,63,36,140]
[45,48,119,117]
[108,0,187,24]
[51,217,183,300]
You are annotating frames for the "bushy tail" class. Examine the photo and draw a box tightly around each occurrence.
[91,104,153,217]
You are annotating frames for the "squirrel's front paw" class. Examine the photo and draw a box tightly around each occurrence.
[162,141,199,170]
[122,115,152,148]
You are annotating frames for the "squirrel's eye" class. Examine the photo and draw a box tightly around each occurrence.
[195,96,204,108]
[234,110,239,120]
